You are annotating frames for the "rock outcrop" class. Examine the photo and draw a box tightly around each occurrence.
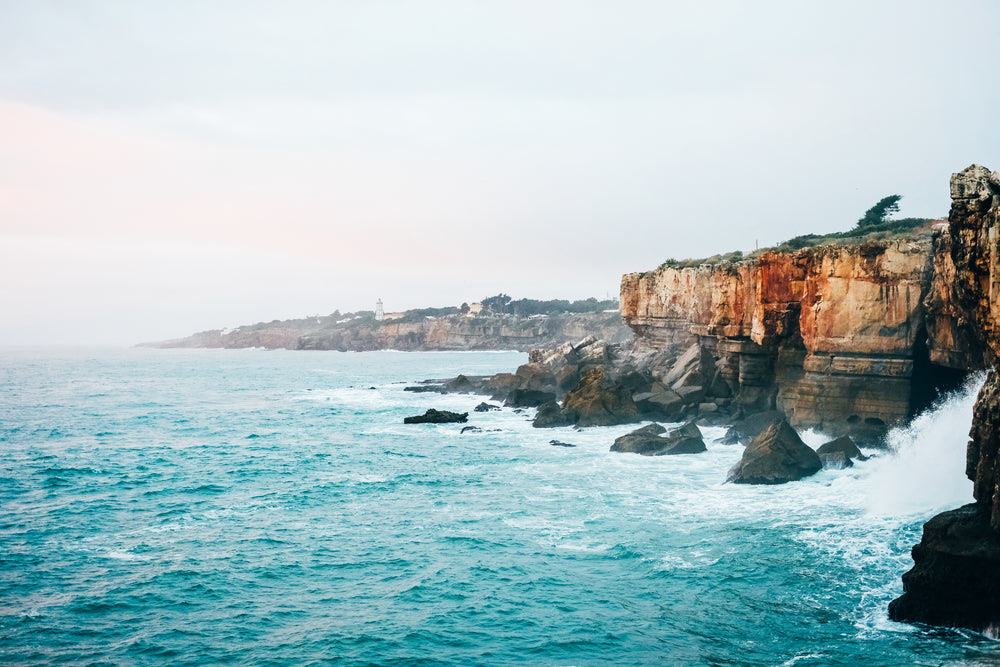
[621,222,978,442]
[403,409,468,424]
[815,436,866,468]
[610,421,706,456]
[727,419,822,484]
[890,164,1000,632]
[148,311,631,353]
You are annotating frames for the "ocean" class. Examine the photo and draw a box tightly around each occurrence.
[0,347,996,666]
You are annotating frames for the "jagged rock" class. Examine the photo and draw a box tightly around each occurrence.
[549,440,576,447]
[474,402,501,412]
[532,400,575,428]
[638,390,685,419]
[460,426,481,434]
[889,503,1000,632]
[617,369,653,395]
[505,389,556,408]
[403,409,469,424]
[514,363,557,392]
[485,372,522,400]
[610,421,706,456]
[561,367,640,427]
[555,364,581,392]
[663,343,710,388]
[720,410,786,445]
[698,402,718,414]
[727,420,821,484]
[816,435,867,468]
[675,385,705,406]
[576,339,609,366]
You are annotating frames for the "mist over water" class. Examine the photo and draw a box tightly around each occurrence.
[864,374,984,517]
[1,348,998,665]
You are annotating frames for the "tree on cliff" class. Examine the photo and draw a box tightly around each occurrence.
[482,293,512,314]
[857,194,902,228]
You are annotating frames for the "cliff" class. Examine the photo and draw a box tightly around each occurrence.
[147,311,632,353]
[888,165,1000,632]
[620,232,972,441]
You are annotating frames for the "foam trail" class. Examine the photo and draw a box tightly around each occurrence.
[864,373,985,516]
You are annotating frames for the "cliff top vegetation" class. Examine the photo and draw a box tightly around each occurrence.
[657,195,935,271]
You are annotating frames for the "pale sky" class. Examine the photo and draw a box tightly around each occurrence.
[1,1,998,345]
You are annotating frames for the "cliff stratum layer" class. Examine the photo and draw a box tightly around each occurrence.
[621,226,973,441]
[147,311,631,353]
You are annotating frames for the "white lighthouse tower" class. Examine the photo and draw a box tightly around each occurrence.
[375,298,385,321]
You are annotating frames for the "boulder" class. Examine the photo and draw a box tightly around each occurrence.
[610,421,706,456]
[514,363,558,392]
[561,367,640,427]
[445,374,476,392]
[404,409,469,424]
[460,426,481,434]
[532,400,575,428]
[816,435,867,468]
[720,410,786,445]
[634,390,685,419]
[617,369,653,395]
[555,364,581,393]
[675,385,705,406]
[505,389,556,408]
[549,440,576,448]
[727,420,822,484]
[474,402,501,412]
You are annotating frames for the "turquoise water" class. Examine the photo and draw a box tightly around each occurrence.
[1,347,997,666]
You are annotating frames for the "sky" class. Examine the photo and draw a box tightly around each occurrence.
[1,1,998,346]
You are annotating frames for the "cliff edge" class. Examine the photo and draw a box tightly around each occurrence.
[889,165,1000,632]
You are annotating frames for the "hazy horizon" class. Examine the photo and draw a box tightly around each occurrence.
[2,1,998,345]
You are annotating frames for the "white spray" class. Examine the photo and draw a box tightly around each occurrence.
[863,373,985,517]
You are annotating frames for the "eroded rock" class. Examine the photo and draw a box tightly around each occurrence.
[727,420,821,484]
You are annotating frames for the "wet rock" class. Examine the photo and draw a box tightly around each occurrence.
[889,503,1000,632]
[404,409,469,424]
[720,410,786,445]
[532,400,574,428]
[634,390,685,420]
[460,426,481,434]
[549,440,576,448]
[610,421,706,456]
[727,420,821,484]
[816,435,867,468]
[561,367,640,427]
[474,402,501,412]
[403,384,448,394]
[514,363,557,392]
[505,389,556,408]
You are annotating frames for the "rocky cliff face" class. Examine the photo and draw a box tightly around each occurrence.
[621,238,956,440]
[149,311,631,353]
[888,164,1000,632]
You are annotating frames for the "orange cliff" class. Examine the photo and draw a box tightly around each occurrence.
[620,233,975,441]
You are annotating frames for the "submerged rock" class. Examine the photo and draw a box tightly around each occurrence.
[549,440,576,448]
[610,421,706,456]
[403,409,469,424]
[727,420,821,484]
[816,435,867,468]
[460,426,481,434]
[474,402,501,412]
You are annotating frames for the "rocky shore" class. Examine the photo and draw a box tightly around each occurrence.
[144,311,631,353]
[409,164,1000,634]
